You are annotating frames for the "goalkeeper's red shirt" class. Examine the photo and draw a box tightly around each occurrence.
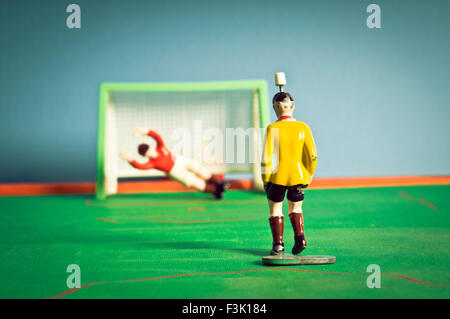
[130,130,175,173]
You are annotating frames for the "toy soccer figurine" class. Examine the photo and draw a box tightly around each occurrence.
[120,127,227,199]
[261,72,318,256]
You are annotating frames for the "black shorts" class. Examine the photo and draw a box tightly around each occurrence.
[265,182,308,203]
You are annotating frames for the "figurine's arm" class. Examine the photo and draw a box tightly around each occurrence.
[132,127,165,148]
[147,130,165,148]
[261,126,274,184]
[120,149,156,170]
[130,159,156,170]
[304,125,318,177]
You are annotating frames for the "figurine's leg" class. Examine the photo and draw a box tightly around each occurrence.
[266,183,287,255]
[182,157,212,180]
[287,187,306,255]
[169,159,215,193]
[182,157,227,198]
[268,200,284,255]
[169,166,206,191]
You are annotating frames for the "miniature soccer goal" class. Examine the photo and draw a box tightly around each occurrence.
[96,80,270,199]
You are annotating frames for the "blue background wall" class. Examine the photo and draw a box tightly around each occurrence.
[1,0,449,182]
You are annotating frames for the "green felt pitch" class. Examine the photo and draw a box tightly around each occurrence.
[0,186,449,299]
[262,254,336,266]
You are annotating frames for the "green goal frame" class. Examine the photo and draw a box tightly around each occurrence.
[96,80,270,199]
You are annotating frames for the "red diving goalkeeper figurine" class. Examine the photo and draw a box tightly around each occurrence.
[262,72,318,256]
[120,127,227,199]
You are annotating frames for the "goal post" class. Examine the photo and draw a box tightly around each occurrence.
[96,80,270,199]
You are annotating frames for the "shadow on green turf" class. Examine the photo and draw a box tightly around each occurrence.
[130,240,269,261]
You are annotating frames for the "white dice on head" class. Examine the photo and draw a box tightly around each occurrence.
[274,72,286,92]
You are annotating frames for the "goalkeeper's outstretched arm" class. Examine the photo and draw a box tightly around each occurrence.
[120,149,155,170]
[132,127,165,148]
[120,149,133,163]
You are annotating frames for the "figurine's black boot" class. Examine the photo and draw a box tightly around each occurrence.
[292,235,306,255]
[289,212,306,255]
[213,181,228,199]
[204,180,228,200]
[269,215,285,255]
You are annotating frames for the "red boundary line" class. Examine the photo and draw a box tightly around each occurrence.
[46,268,450,299]
[398,190,439,210]
[1,176,450,196]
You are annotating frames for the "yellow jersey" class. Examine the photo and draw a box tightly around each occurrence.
[261,117,318,186]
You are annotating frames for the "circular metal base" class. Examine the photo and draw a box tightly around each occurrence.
[262,254,336,266]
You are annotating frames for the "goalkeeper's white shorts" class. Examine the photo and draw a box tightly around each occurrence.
[168,156,210,188]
